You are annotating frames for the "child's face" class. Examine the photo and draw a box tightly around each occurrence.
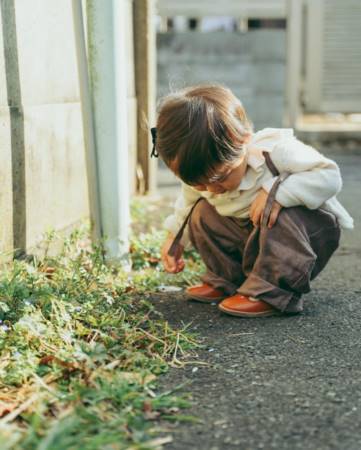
[169,134,252,194]
[191,153,249,194]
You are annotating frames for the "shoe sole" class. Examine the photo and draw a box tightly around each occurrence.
[218,303,281,317]
[186,294,226,303]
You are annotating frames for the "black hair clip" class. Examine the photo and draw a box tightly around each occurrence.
[150,127,158,158]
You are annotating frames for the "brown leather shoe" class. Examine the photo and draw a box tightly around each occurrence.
[218,294,280,317]
[186,283,227,303]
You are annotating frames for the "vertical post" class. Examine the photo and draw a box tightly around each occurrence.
[86,0,130,263]
[72,0,102,244]
[284,0,303,128]
[237,17,249,33]
[173,16,188,32]
[133,0,157,194]
[304,0,323,112]
[1,0,26,257]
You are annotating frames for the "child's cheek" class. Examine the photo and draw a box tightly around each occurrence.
[227,167,247,190]
[222,176,242,191]
[193,184,207,191]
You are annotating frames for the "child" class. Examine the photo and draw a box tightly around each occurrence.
[151,84,354,317]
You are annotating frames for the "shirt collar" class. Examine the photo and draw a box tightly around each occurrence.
[237,127,294,190]
[246,127,294,170]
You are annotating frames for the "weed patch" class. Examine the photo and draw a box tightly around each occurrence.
[0,198,205,449]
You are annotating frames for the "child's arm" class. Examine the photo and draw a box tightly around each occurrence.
[161,234,185,273]
[261,137,342,209]
[162,183,202,273]
[163,182,202,248]
[250,188,282,228]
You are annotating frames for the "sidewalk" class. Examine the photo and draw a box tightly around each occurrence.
[151,150,361,450]
[296,114,361,154]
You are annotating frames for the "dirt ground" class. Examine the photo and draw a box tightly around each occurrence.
[150,151,361,450]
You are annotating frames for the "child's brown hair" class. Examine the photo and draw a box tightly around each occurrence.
[155,83,253,185]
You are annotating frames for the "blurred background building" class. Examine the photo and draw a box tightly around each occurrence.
[156,0,361,189]
[0,0,360,258]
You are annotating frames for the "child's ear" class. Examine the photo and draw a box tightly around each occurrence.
[242,133,252,144]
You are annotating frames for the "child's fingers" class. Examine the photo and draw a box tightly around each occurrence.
[167,259,177,273]
[249,202,255,218]
[174,260,185,273]
[268,205,282,228]
[174,258,185,273]
[162,260,172,272]
[162,255,176,273]
[252,207,262,227]
[163,254,183,273]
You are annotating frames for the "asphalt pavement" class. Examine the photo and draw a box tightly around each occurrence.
[150,151,361,450]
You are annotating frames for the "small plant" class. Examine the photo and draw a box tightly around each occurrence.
[0,198,204,449]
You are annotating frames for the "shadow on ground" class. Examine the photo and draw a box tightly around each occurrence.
[150,152,361,450]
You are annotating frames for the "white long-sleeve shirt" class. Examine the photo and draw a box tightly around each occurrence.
[164,128,354,247]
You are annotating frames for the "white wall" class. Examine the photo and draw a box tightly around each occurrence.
[0,0,137,256]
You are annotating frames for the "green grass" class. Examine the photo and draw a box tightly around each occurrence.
[0,198,205,449]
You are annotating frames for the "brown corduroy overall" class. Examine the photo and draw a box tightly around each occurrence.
[168,152,341,313]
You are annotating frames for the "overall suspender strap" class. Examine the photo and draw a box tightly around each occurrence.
[167,197,203,257]
[261,151,291,228]
[263,151,279,176]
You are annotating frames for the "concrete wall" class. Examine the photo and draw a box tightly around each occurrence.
[0,0,137,256]
[0,0,88,256]
[157,29,286,131]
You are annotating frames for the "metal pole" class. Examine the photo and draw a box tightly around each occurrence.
[85,0,130,263]
[72,0,102,243]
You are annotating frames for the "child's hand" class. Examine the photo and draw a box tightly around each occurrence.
[250,188,282,228]
[161,234,185,273]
